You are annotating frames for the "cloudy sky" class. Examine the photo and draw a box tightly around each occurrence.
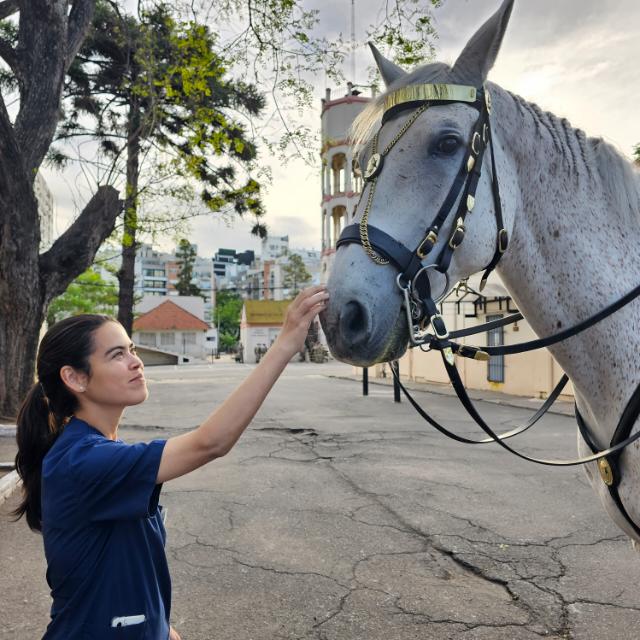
[44,0,640,258]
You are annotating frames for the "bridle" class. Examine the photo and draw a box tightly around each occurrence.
[336,81,640,538]
[338,83,506,346]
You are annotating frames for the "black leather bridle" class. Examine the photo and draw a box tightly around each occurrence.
[336,82,640,537]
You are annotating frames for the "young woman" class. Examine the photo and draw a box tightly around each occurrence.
[13,285,329,639]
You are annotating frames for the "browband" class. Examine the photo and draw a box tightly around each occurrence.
[383,84,477,114]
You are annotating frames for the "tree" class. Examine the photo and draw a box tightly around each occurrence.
[0,1,121,418]
[0,0,443,416]
[60,2,266,334]
[46,268,119,325]
[175,239,203,298]
[634,143,640,166]
[282,253,312,296]
[213,290,243,350]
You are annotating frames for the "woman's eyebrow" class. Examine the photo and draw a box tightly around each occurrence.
[104,343,133,357]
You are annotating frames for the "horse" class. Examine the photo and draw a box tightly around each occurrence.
[320,0,640,544]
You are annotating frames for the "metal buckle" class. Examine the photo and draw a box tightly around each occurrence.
[416,230,438,259]
[430,313,449,340]
[498,229,509,253]
[482,123,489,144]
[485,88,492,113]
[448,219,465,249]
[598,458,614,486]
[471,132,481,155]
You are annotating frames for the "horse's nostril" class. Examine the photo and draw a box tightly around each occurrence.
[339,300,370,345]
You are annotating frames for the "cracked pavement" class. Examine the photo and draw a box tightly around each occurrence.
[1,361,640,639]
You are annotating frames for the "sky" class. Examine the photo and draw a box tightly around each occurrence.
[43,0,640,259]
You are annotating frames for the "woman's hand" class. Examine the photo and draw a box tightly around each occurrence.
[274,286,329,358]
[169,626,182,640]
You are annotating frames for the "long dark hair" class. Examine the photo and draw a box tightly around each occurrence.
[13,314,114,532]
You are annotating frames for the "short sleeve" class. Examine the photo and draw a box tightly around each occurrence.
[69,436,167,522]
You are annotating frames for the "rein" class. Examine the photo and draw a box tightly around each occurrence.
[336,82,640,537]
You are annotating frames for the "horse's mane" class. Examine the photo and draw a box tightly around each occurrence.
[351,62,640,224]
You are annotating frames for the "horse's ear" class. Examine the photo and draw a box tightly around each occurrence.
[451,0,514,86]
[369,42,407,87]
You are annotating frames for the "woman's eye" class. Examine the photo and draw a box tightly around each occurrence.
[436,135,460,155]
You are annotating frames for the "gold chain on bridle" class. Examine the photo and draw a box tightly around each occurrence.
[359,104,430,265]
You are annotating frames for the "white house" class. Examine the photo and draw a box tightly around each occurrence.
[239,300,290,363]
[133,299,209,362]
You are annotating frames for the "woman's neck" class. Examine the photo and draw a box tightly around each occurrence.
[74,405,124,440]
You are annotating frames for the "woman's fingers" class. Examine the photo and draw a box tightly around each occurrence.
[285,287,328,324]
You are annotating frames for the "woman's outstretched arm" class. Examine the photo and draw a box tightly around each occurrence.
[156,286,328,483]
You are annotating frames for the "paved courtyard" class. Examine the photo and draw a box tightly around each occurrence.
[1,361,640,639]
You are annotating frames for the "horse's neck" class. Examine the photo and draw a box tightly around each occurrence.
[492,88,640,437]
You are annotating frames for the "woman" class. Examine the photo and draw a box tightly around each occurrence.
[13,285,329,639]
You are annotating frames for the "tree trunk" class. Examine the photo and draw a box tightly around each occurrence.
[117,103,141,336]
[0,183,121,419]
[0,0,116,418]
[0,186,44,419]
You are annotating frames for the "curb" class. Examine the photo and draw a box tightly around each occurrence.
[328,374,575,417]
[0,470,20,505]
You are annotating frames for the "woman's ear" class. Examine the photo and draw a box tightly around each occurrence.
[59,366,88,393]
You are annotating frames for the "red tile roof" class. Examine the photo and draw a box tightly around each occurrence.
[133,300,209,331]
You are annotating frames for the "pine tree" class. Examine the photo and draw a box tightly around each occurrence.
[175,240,203,298]
[282,253,312,297]
[59,2,266,334]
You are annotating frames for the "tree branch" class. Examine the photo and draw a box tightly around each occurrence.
[0,37,18,75]
[67,0,96,67]
[0,0,18,20]
[39,185,122,301]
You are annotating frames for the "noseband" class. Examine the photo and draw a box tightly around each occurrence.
[335,82,640,539]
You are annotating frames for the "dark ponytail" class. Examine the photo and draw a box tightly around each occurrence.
[13,314,114,532]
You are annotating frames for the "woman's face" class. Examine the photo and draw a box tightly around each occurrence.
[80,321,148,408]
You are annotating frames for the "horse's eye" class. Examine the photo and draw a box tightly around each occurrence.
[436,135,460,155]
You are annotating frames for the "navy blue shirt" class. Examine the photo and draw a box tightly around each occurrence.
[41,417,170,639]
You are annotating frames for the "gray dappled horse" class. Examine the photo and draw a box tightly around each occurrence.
[320,0,640,543]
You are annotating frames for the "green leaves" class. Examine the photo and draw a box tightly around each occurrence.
[46,268,118,325]
[214,289,244,348]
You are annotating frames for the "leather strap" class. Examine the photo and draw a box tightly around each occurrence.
[439,351,640,466]
[576,389,640,538]
[455,282,640,357]
[392,364,569,444]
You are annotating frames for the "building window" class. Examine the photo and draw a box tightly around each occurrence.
[331,205,346,247]
[183,332,196,345]
[486,314,505,383]
[332,153,347,194]
[139,332,156,346]
[160,332,175,346]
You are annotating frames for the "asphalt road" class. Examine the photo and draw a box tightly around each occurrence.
[1,361,639,639]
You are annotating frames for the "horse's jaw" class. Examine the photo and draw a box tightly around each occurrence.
[321,245,409,366]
